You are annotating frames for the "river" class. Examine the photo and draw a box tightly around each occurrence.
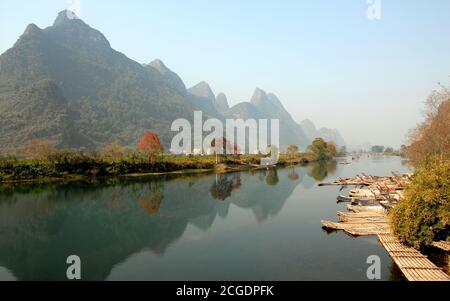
[0,155,411,280]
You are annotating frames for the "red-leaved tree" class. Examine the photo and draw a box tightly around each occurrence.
[138,131,164,160]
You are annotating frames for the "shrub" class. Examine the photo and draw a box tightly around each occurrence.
[390,158,450,249]
[99,141,125,162]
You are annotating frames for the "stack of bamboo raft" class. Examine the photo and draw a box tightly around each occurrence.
[318,172,412,187]
[321,206,389,236]
[320,174,450,281]
[432,241,450,252]
[320,172,412,209]
[321,207,449,281]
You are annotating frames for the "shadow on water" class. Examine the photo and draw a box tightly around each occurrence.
[389,260,407,281]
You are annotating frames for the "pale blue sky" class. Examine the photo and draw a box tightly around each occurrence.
[1,0,449,147]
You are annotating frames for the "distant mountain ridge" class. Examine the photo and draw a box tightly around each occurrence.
[0,10,345,152]
[186,81,223,119]
[214,93,229,114]
[146,59,186,94]
[300,119,346,147]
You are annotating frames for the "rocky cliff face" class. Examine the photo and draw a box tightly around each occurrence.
[0,10,345,152]
[0,10,193,149]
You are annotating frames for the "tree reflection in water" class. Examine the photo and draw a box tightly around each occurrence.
[210,175,233,201]
[287,168,299,181]
[265,169,279,186]
[258,170,266,182]
[307,160,337,181]
[231,173,242,190]
[138,181,164,215]
[210,173,242,201]
[0,166,313,280]
[105,188,125,209]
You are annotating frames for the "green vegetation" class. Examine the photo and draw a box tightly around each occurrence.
[0,136,336,183]
[0,152,211,183]
[287,144,299,156]
[0,151,318,183]
[367,145,403,156]
[384,147,394,153]
[307,138,337,161]
[390,159,449,248]
[390,85,450,249]
[371,145,385,153]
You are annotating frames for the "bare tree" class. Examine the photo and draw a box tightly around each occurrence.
[407,84,450,164]
[100,141,125,162]
[22,139,55,160]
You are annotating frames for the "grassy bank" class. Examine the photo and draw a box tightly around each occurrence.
[0,152,317,184]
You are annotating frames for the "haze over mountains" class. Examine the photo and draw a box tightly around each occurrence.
[0,10,345,152]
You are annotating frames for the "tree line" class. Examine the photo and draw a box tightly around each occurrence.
[0,129,342,182]
[390,83,449,249]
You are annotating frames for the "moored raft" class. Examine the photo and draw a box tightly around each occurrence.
[321,197,450,281]
[432,241,450,252]
[318,173,411,189]
[321,210,390,236]
[378,234,450,281]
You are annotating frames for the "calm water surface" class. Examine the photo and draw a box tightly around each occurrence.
[0,156,411,280]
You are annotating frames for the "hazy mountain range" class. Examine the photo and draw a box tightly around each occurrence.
[0,10,345,152]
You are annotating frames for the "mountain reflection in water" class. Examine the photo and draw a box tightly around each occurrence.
[0,158,408,281]
[0,164,325,280]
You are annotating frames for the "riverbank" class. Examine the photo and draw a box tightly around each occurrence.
[0,153,317,184]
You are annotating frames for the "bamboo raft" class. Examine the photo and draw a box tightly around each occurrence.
[320,172,449,281]
[347,204,384,213]
[432,241,450,252]
[318,181,368,186]
[321,210,390,236]
[378,234,450,281]
[321,210,450,281]
[318,173,411,188]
